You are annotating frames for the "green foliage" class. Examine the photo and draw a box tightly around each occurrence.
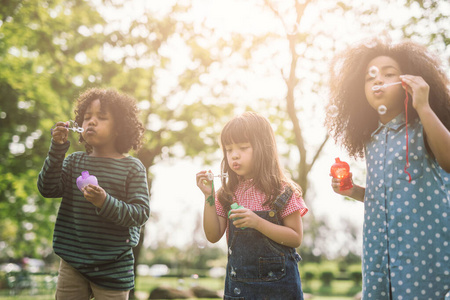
[319,271,334,286]
[0,0,236,261]
[300,261,361,296]
[141,244,225,274]
[347,264,362,286]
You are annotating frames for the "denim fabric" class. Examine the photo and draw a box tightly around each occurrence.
[224,188,304,300]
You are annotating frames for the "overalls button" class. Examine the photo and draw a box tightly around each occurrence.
[269,211,275,217]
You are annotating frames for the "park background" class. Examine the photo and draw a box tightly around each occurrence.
[0,0,449,299]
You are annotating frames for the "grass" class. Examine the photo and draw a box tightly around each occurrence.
[0,275,358,300]
[303,279,361,295]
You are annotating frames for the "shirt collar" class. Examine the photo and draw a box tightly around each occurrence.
[238,176,253,184]
[371,112,406,137]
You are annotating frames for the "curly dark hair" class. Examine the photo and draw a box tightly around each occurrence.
[74,88,145,154]
[217,111,302,212]
[326,38,450,159]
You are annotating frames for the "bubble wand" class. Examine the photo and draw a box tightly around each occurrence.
[205,171,228,206]
[402,82,412,182]
[372,81,402,91]
[51,120,84,134]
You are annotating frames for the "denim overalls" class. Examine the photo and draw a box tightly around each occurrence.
[224,187,304,300]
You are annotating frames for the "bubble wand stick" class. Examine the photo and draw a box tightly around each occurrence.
[205,172,228,206]
[372,81,402,91]
[369,70,412,182]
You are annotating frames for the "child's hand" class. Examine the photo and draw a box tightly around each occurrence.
[196,170,213,197]
[229,208,260,229]
[399,75,430,111]
[82,184,107,208]
[52,121,69,144]
[330,172,354,197]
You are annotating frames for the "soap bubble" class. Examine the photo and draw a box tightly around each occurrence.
[378,105,387,115]
[368,66,379,78]
[234,287,241,295]
[327,105,339,118]
[197,240,206,249]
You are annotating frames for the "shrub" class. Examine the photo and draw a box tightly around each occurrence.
[319,271,334,286]
[347,264,362,286]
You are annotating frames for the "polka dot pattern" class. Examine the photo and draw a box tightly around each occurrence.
[362,114,450,299]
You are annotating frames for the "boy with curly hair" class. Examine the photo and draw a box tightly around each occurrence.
[38,88,150,300]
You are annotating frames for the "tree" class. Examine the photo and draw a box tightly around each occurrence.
[0,0,107,260]
[0,0,242,281]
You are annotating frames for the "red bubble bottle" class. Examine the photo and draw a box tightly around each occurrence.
[330,158,353,191]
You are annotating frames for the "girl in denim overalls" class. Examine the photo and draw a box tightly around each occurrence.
[196,112,308,300]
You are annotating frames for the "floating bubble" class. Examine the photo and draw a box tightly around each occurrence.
[327,105,339,118]
[368,66,379,78]
[197,240,206,249]
[378,105,387,115]
[234,287,241,295]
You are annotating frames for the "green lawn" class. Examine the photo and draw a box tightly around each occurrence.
[0,275,358,300]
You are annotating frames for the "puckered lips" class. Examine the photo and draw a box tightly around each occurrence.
[84,127,96,135]
[373,88,384,97]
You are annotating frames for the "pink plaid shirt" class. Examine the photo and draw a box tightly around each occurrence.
[215,179,308,220]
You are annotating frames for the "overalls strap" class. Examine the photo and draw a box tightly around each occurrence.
[271,186,293,214]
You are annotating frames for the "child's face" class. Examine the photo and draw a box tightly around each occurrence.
[365,56,405,123]
[225,142,254,179]
[81,99,117,152]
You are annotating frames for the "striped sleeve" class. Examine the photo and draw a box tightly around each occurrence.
[37,140,71,198]
[96,162,150,227]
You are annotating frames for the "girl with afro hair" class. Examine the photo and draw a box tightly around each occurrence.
[327,38,450,299]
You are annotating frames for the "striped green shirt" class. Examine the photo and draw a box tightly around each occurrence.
[37,140,150,291]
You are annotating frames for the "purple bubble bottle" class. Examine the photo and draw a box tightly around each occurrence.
[76,171,98,191]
